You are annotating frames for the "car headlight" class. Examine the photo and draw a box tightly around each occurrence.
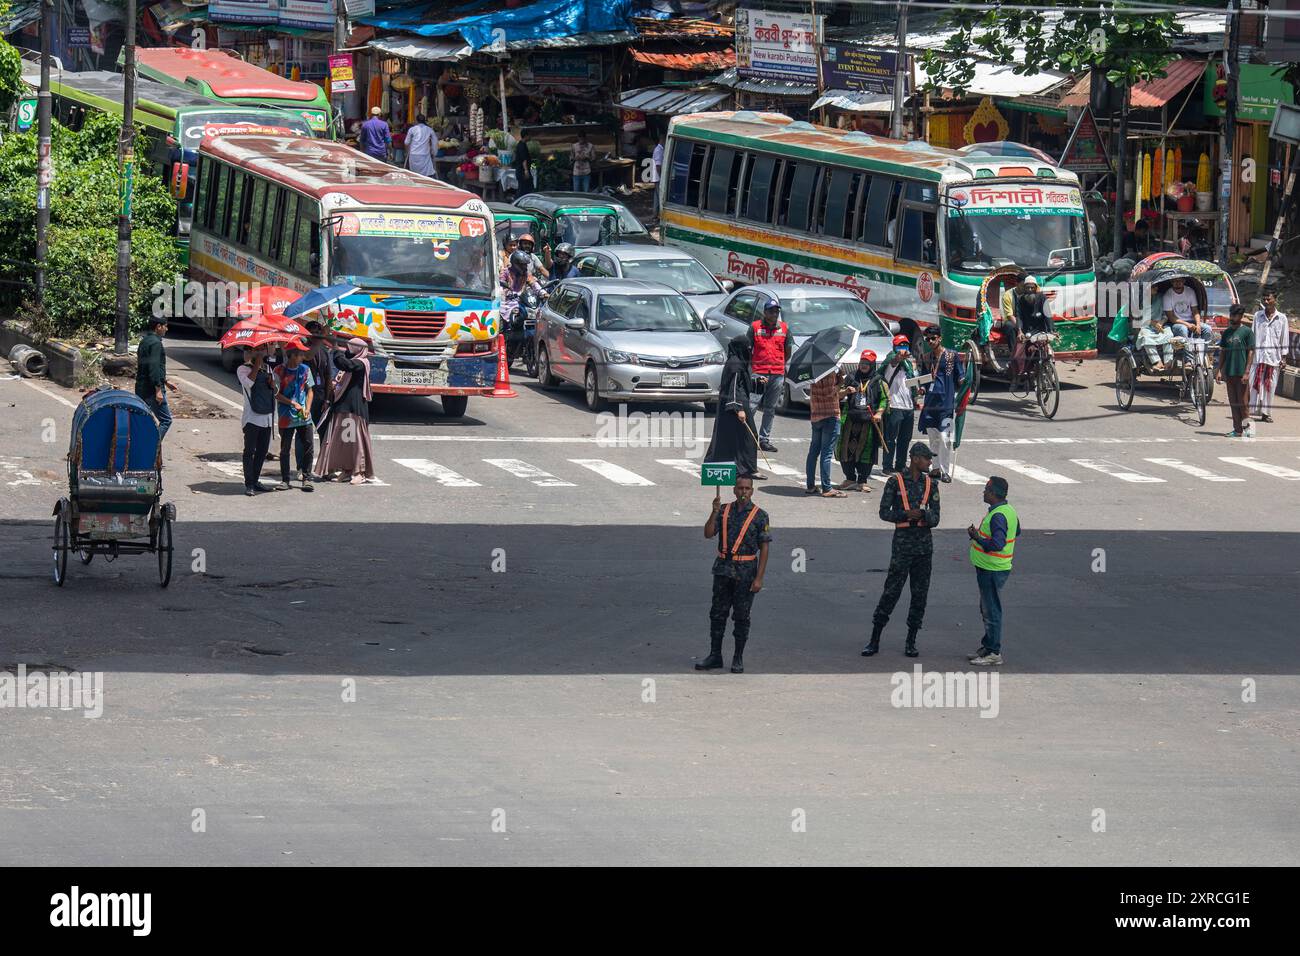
[706,350,725,364]
[605,348,638,364]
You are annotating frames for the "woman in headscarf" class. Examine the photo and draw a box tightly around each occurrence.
[704,335,761,480]
[836,349,885,491]
[316,338,377,485]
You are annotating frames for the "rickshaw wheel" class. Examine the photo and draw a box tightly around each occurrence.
[53,511,69,586]
[1191,366,1208,427]
[1036,360,1060,419]
[1114,355,1136,410]
[158,515,174,588]
[963,341,982,404]
[1201,364,1215,404]
[79,548,94,565]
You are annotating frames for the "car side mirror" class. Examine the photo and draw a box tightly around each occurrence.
[565,317,585,329]
[719,280,734,292]
[888,321,901,335]
[706,318,722,331]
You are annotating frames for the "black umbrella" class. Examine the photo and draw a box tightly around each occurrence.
[786,326,861,386]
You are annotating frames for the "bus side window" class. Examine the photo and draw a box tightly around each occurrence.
[785,163,819,233]
[265,188,286,261]
[278,195,299,267]
[227,172,247,242]
[294,209,315,276]
[213,165,231,238]
[248,178,267,252]
[705,148,737,215]
[742,154,778,224]
[860,176,897,247]
[897,206,937,265]
[667,140,707,208]
[818,169,861,239]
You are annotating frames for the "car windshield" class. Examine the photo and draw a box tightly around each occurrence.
[596,293,705,332]
[779,296,890,337]
[946,211,1092,274]
[613,206,648,236]
[331,213,494,295]
[556,212,619,246]
[181,111,314,149]
[619,257,719,294]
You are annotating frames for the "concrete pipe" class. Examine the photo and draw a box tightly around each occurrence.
[9,344,48,378]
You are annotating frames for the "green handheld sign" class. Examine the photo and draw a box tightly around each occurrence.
[701,461,737,486]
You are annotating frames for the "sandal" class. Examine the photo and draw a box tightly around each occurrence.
[821,489,848,498]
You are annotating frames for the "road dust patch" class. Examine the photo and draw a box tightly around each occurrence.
[1,661,76,674]
[241,645,288,657]
[234,578,338,591]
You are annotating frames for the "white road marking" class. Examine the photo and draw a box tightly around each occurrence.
[761,462,806,480]
[367,433,1300,445]
[985,458,1079,484]
[950,464,988,485]
[569,459,655,486]
[657,458,702,477]
[1220,456,1300,480]
[1069,458,1165,483]
[484,458,575,487]
[0,457,41,486]
[20,378,78,409]
[392,459,481,487]
[171,376,242,411]
[1143,458,1244,482]
[206,461,244,479]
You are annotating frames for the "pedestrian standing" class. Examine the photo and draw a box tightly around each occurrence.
[880,336,918,473]
[359,106,392,163]
[237,346,277,496]
[405,113,437,177]
[967,475,1018,666]
[273,341,316,492]
[571,130,595,193]
[513,131,534,198]
[837,349,885,491]
[1216,304,1254,438]
[1250,292,1288,423]
[918,325,964,482]
[316,338,377,485]
[805,369,848,497]
[650,133,664,217]
[747,298,792,454]
[864,442,940,659]
[134,316,176,442]
[304,320,335,448]
[704,335,762,480]
[697,475,770,674]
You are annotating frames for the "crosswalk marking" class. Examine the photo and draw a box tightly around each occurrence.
[950,464,988,485]
[1144,458,1244,482]
[762,462,806,479]
[392,459,481,487]
[484,458,576,487]
[984,458,1079,484]
[1069,458,1165,483]
[657,458,702,476]
[568,459,655,486]
[1220,456,1300,480]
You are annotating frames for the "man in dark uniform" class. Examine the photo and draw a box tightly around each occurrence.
[135,316,176,441]
[698,475,771,674]
[863,442,940,658]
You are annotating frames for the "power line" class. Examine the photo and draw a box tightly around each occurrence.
[818,1,1295,19]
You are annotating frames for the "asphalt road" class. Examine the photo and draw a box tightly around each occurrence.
[1,333,1297,865]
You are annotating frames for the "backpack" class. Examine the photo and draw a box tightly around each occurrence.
[243,367,276,416]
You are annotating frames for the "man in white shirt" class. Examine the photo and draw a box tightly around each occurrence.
[404,114,437,178]
[1250,291,1289,423]
[1161,277,1215,346]
[881,337,918,474]
[650,135,664,214]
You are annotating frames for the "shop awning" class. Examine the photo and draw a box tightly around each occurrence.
[369,36,472,62]
[813,90,895,112]
[618,85,730,116]
[710,67,815,98]
[1059,58,1205,109]
[1,0,40,34]
[630,48,734,72]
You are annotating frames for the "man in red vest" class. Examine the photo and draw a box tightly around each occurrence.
[747,298,793,454]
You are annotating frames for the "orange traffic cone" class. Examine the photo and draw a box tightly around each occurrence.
[491,334,517,398]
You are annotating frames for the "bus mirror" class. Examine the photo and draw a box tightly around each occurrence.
[170,162,190,199]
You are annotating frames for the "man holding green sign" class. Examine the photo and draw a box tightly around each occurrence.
[698,466,770,674]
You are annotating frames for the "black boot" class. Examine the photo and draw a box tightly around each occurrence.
[905,629,919,658]
[731,637,747,674]
[861,622,884,657]
[695,632,725,670]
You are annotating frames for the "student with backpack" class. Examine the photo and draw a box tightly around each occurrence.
[237,346,278,496]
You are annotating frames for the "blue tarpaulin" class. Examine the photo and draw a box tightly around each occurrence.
[360,0,635,51]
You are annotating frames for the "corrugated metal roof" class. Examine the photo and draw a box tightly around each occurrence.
[631,48,734,71]
[369,36,472,61]
[619,85,730,116]
[813,90,895,113]
[711,67,815,97]
[1059,58,1205,109]
[633,17,732,39]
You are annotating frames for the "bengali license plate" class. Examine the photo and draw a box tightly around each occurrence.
[400,369,438,387]
[661,373,687,388]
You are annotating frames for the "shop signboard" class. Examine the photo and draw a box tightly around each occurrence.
[1205,61,1295,123]
[1059,106,1112,174]
[278,0,335,31]
[67,27,91,49]
[735,8,822,83]
[519,53,602,88]
[820,43,904,95]
[208,0,275,24]
[328,54,355,94]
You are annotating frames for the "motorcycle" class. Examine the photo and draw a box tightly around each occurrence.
[503,286,543,378]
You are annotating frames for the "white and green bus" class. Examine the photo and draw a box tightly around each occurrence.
[659,111,1097,357]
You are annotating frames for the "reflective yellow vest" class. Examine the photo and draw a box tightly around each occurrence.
[969,503,1018,571]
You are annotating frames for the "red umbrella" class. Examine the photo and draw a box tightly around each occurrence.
[219,315,310,350]
[228,285,301,319]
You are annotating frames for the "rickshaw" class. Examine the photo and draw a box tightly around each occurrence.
[487,202,542,259]
[964,266,1063,419]
[512,192,656,253]
[1112,259,1239,426]
[52,388,175,587]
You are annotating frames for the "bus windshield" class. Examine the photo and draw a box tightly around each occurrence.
[331,211,495,296]
[946,211,1092,274]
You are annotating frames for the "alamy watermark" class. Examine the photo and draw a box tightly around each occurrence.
[150,277,261,320]
[595,405,710,448]
[1095,280,1155,320]
[890,665,999,719]
[1,664,104,718]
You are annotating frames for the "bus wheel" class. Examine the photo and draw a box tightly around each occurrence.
[441,395,469,418]
[220,348,243,373]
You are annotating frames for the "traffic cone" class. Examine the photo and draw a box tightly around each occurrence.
[491,334,517,398]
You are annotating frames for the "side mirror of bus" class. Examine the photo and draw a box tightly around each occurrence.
[169,162,189,199]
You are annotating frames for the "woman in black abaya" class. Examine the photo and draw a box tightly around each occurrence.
[704,335,761,479]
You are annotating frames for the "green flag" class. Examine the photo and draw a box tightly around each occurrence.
[953,351,978,449]
[976,304,993,343]
[1106,305,1130,344]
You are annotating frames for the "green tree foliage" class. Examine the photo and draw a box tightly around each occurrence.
[0,113,181,337]
[920,1,1189,95]
[0,1,22,115]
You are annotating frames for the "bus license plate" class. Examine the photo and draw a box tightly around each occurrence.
[661,373,687,388]
[401,370,437,387]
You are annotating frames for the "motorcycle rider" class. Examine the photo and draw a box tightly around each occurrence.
[518,233,549,280]
[551,242,579,281]
[499,250,547,359]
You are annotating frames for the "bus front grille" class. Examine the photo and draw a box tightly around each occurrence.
[384,310,448,339]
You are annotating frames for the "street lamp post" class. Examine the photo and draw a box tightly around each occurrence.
[34,0,53,307]
[114,0,138,356]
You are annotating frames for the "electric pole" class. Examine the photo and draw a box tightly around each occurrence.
[1112,80,1129,258]
[891,1,909,139]
[115,0,137,355]
[1218,1,1241,268]
[34,0,53,308]
[333,0,347,138]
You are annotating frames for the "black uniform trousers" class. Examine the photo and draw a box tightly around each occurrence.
[710,572,757,644]
[872,535,933,632]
